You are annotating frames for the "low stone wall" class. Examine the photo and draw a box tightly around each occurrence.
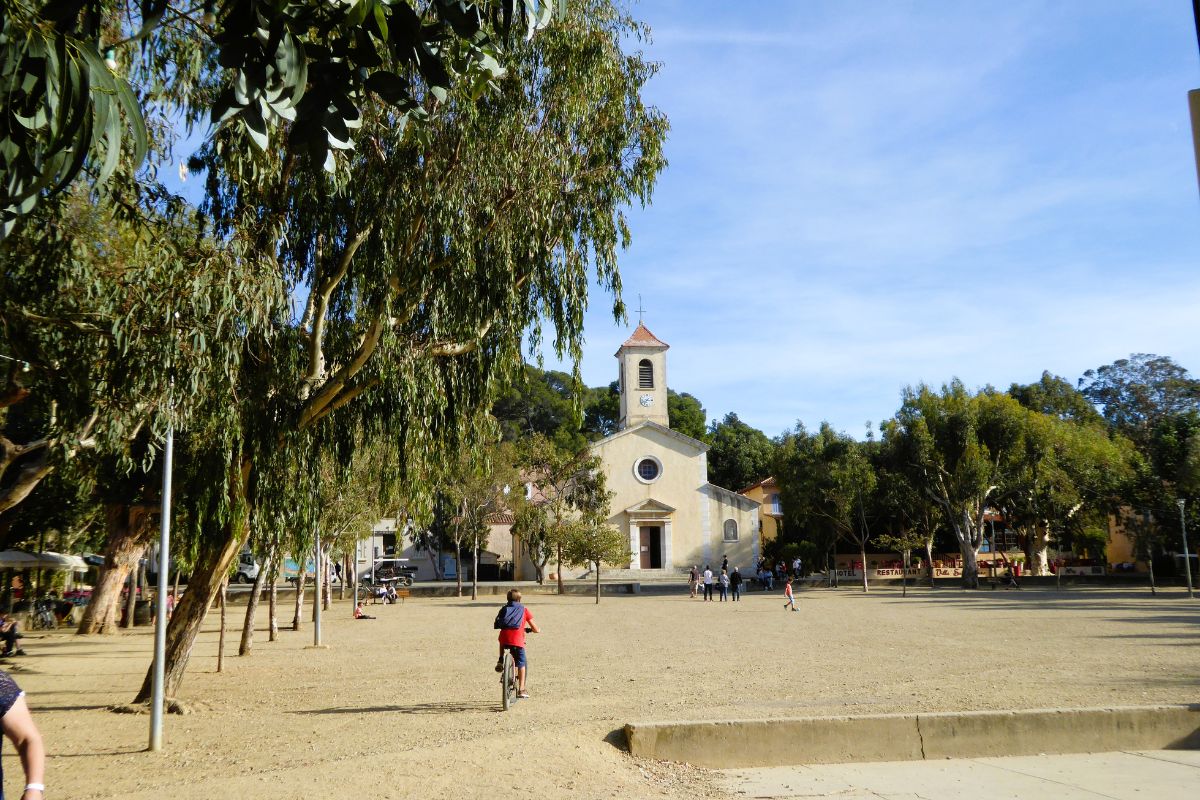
[623,705,1200,768]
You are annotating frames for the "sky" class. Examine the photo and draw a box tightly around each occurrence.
[541,0,1200,438]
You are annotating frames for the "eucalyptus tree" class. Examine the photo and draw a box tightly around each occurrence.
[773,423,875,592]
[1078,354,1200,449]
[773,425,839,584]
[1010,371,1104,427]
[441,442,518,599]
[997,411,1136,575]
[883,382,1026,589]
[872,454,941,591]
[0,0,556,235]
[707,413,774,491]
[133,1,665,703]
[512,433,609,592]
[0,188,275,537]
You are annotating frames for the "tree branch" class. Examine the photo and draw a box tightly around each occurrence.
[299,226,374,400]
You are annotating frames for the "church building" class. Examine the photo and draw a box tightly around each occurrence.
[590,323,761,575]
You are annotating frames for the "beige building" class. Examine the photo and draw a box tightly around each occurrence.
[590,323,761,574]
[740,477,782,544]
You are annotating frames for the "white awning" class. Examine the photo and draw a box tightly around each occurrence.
[0,550,89,572]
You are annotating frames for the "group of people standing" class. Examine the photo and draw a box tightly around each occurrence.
[688,555,744,602]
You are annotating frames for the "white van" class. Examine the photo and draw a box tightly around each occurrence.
[232,547,261,584]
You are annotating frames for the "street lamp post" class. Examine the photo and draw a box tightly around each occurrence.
[148,423,173,751]
[312,527,323,646]
[1177,499,1194,599]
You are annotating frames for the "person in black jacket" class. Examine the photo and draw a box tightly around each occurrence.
[730,567,743,601]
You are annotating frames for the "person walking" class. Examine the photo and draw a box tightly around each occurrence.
[783,577,797,612]
[718,569,729,601]
[688,565,699,599]
[730,566,742,601]
[702,565,714,601]
[0,668,44,799]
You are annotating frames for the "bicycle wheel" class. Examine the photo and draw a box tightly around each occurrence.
[500,653,515,711]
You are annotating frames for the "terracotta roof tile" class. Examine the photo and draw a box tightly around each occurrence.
[620,322,668,349]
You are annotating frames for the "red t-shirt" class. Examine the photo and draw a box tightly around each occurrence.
[498,607,533,648]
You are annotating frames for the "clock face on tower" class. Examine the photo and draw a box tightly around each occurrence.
[639,393,654,407]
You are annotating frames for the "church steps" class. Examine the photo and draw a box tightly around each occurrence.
[571,567,688,583]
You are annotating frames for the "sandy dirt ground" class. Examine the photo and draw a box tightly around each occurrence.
[2,585,1197,799]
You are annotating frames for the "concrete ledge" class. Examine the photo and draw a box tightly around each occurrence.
[624,704,1200,768]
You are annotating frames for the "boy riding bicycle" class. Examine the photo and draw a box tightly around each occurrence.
[494,589,539,699]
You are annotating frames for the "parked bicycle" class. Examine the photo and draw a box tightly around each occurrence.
[28,599,56,631]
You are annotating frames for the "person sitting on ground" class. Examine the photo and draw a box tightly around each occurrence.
[353,603,375,620]
[0,668,44,799]
[0,616,25,658]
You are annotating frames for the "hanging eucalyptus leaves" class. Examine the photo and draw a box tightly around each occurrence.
[0,0,556,239]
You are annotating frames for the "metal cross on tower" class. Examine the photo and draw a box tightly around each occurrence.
[636,294,646,323]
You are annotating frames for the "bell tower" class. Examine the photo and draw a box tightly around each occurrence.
[616,322,669,430]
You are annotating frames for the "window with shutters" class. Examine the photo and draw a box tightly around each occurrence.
[638,359,653,388]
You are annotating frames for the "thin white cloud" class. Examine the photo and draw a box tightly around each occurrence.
[546,1,1200,438]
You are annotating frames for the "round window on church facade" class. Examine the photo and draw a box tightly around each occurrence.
[634,456,662,483]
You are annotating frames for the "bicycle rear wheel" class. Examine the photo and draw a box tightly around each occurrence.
[501,653,516,711]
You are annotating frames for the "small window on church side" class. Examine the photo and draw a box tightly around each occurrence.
[723,519,738,542]
[638,359,653,389]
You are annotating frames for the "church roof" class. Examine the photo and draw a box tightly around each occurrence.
[618,322,669,351]
[589,420,709,453]
[739,476,777,494]
[707,482,761,510]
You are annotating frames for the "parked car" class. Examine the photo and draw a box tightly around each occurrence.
[361,559,418,586]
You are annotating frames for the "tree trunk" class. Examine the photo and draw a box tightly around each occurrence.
[338,554,346,601]
[292,570,306,630]
[268,571,279,642]
[859,542,868,593]
[535,555,548,585]
[216,578,227,673]
[121,565,138,629]
[1146,544,1156,595]
[454,547,462,597]
[924,539,935,589]
[172,569,181,608]
[900,548,909,597]
[79,505,152,634]
[322,550,331,611]
[594,560,601,604]
[239,555,269,656]
[556,543,564,595]
[1030,523,1051,576]
[959,544,980,589]
[471,542,479,601]
[132,515,247,703]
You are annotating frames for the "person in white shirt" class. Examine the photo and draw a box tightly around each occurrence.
[702,566,714,601]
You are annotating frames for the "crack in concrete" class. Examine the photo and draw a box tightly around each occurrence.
[915,714,926,760]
